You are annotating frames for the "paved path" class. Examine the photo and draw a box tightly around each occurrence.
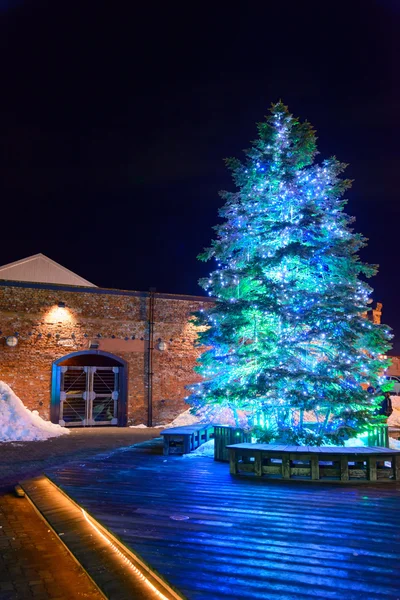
[0,492,104,600]
[0,427,160,489]
[0,428,159,599]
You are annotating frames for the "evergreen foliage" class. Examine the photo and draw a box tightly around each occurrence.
[188,103,392,444]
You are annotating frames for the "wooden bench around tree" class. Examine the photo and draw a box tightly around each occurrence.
[161,424,214,456]
[227,443,400,482]
[214,425,252,461]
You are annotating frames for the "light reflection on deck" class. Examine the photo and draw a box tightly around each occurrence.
[47,442,400,600]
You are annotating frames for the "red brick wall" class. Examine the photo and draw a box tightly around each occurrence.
[387,356,400,378]
[0,284,209,425]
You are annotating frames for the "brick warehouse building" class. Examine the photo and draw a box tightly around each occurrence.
[0,254,211,427]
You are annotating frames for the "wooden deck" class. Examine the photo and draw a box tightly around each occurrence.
[20,475,182,600]
[44,441,400,600]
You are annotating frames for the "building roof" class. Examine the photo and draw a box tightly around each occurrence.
[0,253,96,287]
[0,277,213,303]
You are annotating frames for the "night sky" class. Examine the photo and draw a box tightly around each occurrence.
[1,1,399,351]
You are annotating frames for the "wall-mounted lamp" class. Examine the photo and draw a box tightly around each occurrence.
[58,302,66,308]
[5,336,18,347]
[157,341,167,351]
[89,340,100,349]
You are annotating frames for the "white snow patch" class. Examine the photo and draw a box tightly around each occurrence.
[345,437,367,447]
[389,437,400,450]
[129,408,199,430]
[182,439,214,459]
[167,409,199,428]
[129,424,165,429]
[0,381,69,442]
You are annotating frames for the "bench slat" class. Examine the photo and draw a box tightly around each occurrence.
[226,443,400,455]
[226,443,400,483]
[161,424,214,456]
[161,424,212,435]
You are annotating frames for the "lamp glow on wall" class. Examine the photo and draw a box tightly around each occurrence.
[44,302,75,324]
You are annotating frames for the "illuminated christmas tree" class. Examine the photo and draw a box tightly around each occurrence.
[189,102,392,445]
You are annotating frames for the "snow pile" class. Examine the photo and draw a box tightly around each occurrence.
[182,439,214,459]
[0,381,69,442]
[129,408,199,430]
[167,409,199,427]
[345,437,366,447]
[129,405,253,430]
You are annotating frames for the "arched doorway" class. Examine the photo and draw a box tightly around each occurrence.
[51,351,127,427]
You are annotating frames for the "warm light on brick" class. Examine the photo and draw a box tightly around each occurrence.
[44,305,75,324]
[0,284,210,425]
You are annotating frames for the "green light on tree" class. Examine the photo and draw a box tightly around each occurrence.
[188,102,392,445]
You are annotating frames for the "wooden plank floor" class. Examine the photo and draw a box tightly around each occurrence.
[46,443,400,600]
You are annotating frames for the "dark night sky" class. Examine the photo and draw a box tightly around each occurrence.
[0,1,399,350]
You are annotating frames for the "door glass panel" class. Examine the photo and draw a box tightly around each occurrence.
[62,397,87,424]
[61,368,87,425]
[92,368,118,423]
[60,364,119,426]
[92,397,114,422]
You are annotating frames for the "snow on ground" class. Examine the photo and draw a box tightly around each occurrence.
[166,409,199,427]
[0,381,69,442]
[345,437,366,447]
[129,408,199,430]
[129,405,251,430]
[182,439,214,459]
[389,437,400,450]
